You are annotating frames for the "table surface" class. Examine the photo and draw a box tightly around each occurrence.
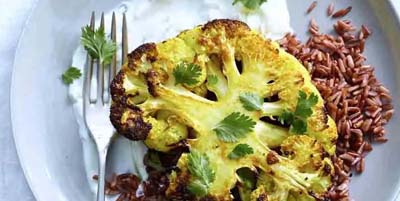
[0,0,36,200]
[0,1,399,201]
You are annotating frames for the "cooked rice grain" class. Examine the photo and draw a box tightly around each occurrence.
[307,1,318,14]
[328,3,335,16]
[332,6,353,18]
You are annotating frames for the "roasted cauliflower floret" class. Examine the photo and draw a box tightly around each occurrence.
[144,111,188,152]
[281,135,328,173]
[237,135,333,201]
[110,19,338,200]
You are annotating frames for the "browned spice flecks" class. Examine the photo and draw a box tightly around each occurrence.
[280,18,394,200]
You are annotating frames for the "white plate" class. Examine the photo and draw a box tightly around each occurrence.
[10,0,400,200]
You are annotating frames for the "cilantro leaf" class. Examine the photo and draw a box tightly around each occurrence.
[62,67,82,85]
[187,150,215,197]
[233,0,268,10]
[228,144,254,159]
[213,112,256,142]
[188,180,208,197]
[188,151,215,185]
[295,91,318,119]
[81,25,117,64]
[240,92,263,111]
[291,118,307,134]
[278,110,294,125]
[279,91,318,134]
[173,62,202,86]
[207,75,218,85]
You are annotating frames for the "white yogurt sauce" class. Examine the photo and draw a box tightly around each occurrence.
[69,0,292,197]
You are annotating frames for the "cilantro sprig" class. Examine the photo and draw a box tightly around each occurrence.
[81,25,117,64]
[228,144,254,159]
[233,0,268,10]
[62,67,82,85]
[173,62,202,86]
[213,112,256,142]
[63,25,116,85]
[279,91,318,134]
[240,92,263,111]
[187,151,215,197]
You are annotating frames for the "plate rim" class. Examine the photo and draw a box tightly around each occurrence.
[382,1,400,200]
[9,0,45,200]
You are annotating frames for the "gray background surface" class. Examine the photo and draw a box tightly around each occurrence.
[0,0,35,200]
[0,0,399,201]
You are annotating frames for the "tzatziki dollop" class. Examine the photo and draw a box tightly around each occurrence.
[69,0,292,197]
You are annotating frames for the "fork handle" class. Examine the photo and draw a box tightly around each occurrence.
[96,147,108,201]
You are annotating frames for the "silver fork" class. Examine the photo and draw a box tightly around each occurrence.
[83,12,128,201]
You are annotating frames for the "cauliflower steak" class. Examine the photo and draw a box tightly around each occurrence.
[110,19,338,200]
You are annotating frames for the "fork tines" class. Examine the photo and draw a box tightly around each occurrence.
[85,12,128,105]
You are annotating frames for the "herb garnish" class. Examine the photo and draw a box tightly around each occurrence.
[213,112,256,142]
[62,67,82,85]
[81,26,117,64]
[187,150,215,197]
[173,62,202,86]
[228,144,254,159]
[233,0,268,10]
[240,92,263,111]
[279,91,318,134]
[63,25,116,85]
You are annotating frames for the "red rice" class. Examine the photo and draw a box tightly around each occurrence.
[307,1,318,14]
[332,6,353,18]
[280,18,394,200]
[327,3,335,16]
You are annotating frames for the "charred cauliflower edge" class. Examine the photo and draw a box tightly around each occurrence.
[110,19,338,201]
